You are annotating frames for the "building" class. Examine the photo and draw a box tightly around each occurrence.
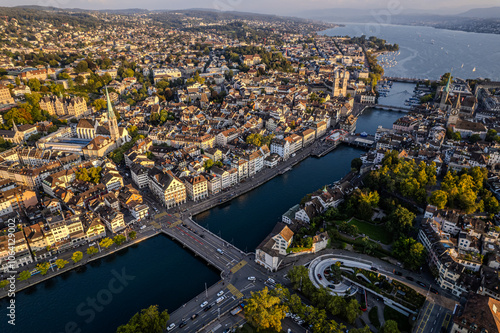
[0,85,14,105]
[148,168,186,208]
[451,294,500,333]
[255,223,294,271]
[39,95,87,119]
[184,175,208,202]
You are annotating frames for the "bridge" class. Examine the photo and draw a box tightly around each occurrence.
[152,212,277,332]
[343,134,376,149]
[382,76,437,84]
[372,104,412,112]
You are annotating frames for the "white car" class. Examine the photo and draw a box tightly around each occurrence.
[217,248,224,254]
[248,276,256,281]
[200,301,208,308]
[167,323,176,331]
[217,291,224,297]
[216,296,225,303]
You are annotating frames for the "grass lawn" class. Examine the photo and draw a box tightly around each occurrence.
[369,306,381,328]
[384,305,412,333]
[350,218,392,245]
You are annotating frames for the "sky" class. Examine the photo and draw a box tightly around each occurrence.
[1,0,499,16]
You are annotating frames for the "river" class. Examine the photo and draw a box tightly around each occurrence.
[320,23,500,81]
[1,109,403,333]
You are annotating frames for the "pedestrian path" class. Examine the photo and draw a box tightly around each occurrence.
[230,260,247,273]
[227,283,244,299]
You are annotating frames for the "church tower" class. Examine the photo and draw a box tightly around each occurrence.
[106,87,121,146]
[440,72,452,110]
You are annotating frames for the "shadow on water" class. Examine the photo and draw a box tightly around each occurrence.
[75,265,87,274]
[23,284,37,295]
[43,278,56,290]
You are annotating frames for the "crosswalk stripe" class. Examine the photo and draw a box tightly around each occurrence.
[227,283,244,299]
[230,260,247,273]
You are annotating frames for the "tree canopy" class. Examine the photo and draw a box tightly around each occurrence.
[116,305,169,333]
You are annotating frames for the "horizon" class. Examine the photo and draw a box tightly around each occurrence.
[1,1,500,17]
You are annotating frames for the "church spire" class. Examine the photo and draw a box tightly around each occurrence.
[105,86,115,120]
[12,119,18,132]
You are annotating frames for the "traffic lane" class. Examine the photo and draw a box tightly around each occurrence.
[186,295,241,332]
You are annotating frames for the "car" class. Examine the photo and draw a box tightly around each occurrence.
[191,314,198,320]
[327,284,336,289]
[217,249,224,254]
[417,281,427,287]
[370,267,378,271]
[405,276,414,281]
[200,301,208,308]
[317,274,322,280]
[393,270,403,276]
[217,291,224,297]
[267,278,276,284]
[430,287,439,294]
[204,304,213,312]
[248,276,256,281]
[167,323,176,331]
[216,296,225,303]
[179,321,187,328]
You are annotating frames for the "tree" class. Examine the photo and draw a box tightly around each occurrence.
[37,262,51,275]
[204,159,214,171]
[55,259,69,269]
[429,190,448,209]
[244,287,288,332]
[351,158,363,172]
[93,99,106,111]
[87,246,99,256]
[386,205,415,237]
[116,305,169,333]
[0,280,8,289]
[113,234,127,246]
[392,237,426,270]
[72,251,83,264]
[123,68,135,78]
[469,134,481,143]
[327,296,347,316]
[452,131,461,141]
[18,270,31,282]
[75,60,88,73]
[100,237,114,249]
[345,299,362,323]
[128,231,137,240]
[27,78,41,91]
[380,320,400,333]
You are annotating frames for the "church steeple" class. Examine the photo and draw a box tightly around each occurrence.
[105,86,120,146]
[12,119,18,132]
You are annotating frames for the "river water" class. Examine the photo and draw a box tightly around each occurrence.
[320,23,500,81]
[1,109,403,333]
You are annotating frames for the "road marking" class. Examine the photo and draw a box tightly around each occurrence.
[168,220,182,228]
[442,313,451,328]
[151,221,161,228]
[227,283,244,299]
[174,213,180,218]
[155,212,167,219]
[230,260,247,273]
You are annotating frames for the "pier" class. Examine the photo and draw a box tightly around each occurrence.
[343,134,375,149]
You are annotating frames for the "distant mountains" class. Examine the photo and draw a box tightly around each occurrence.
[457,6,500,18]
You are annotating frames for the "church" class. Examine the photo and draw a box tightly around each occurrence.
[79,88,130,157]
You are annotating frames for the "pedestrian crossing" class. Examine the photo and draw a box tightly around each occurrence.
[168,220,182,228]
[155,212,167,220]
[227,283,244,299]
[151,221,161,228]
[230,260,247,273]
[174,213,180,218]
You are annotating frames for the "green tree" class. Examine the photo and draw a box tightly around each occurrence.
[429,190,448,209]
[386,205,415,238]
[204,159,214,171]
[392,237,426,270]
[351,157,363,172]
[27,78,41,91]
[244,287,288,332]
[71,251,83,264]
[380,320,400,333]
[113,234,127,246]
[0,280,8,289]
[469,134,481,143]
[128,231,137,240]
[100,237,114,249]
[37,262,51,275]
[87,246,99,256]
[116,305,170,333]
[345,299,362,323]
[55,258,69,269]
[93,99,106,111]
[18,270,31,282]
[75,60,88,73]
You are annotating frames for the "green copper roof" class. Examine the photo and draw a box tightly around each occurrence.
[105,86,115,119]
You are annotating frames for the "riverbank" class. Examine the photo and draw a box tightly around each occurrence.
[0,228,159,300]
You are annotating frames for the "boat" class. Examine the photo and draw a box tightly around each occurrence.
[431,39,435,44]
